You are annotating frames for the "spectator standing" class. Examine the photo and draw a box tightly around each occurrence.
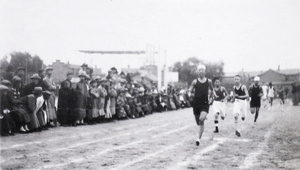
[74,73,88,125]
[43,67,57,126]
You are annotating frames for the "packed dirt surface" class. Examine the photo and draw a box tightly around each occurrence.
[1,99,300,170]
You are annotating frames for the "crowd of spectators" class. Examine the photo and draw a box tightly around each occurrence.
[0,64,192,136]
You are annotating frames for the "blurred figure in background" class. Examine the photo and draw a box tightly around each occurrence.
[267,82,275,110]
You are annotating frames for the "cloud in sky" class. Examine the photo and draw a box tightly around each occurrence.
[1,0,300,72]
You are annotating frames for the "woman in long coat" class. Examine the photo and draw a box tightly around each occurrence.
[43,67,57,124]
[88,80,100,124]
[74,74,89,125]
[109,81,117,116]
[98,79,107,117]
[57,80,73,126]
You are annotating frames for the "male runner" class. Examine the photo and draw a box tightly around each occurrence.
[248,76,263,122]
[278,85,285,111]
[267,82,275,110]
[212,77,228,133]
[232,75,249,137]
[188,64,214,146]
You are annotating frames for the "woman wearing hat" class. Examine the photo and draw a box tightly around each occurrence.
[21,74,41,97]
[97,78,107,118]
[43,67,57,126]
[87,80,100,124]
[74,73,88,126]
[108,80,117,118]
[57,80,73,126]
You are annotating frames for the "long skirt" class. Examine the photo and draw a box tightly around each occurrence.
[37,109,47,126]
[91,98,100,118]
[15,106,31,124]
[99,98,106,116]
[110,97,116,115]
[29,112,40,130]
[57,108,69,125]
[105,99,112,119]
[74,93,87,120]
[46,94,57,121]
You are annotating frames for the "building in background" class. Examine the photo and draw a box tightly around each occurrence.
[50,60,102,84]
[222,66,300,97]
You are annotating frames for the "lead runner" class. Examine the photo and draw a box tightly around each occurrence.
[188,64,214,146]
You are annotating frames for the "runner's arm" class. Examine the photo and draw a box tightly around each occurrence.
[188,79,196,96]
[232,86,236,102]
[208,79,215,98]
[222,86,229,101]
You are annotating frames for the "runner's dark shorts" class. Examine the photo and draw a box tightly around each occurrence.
[250,99,261,108]
[193,103,209,116]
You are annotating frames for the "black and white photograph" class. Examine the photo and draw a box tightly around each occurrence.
[0,0,300,169]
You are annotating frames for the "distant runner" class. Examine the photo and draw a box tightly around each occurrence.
[212,77,228,133]
[267,82,275,110]
[188,64,214,146]
[278,85,285,111]
[232,75,249,137]
[248,76,263,122]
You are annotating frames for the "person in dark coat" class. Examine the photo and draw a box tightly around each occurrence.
[0,85,15,136]
[74,73,88,125]
[10,77,31,133]
[57,80,73,126]
[21,74,41,97]
[61,73,73,88]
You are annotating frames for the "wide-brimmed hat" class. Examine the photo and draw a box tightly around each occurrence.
[30,74,41,79]
[45,67,53,71]
[12,76,21,83]
[33,87,43,94]
[0,85,9,91]
[1,80,12,87]
[78,73,86,77]
[94,76,101,80]
[16,67,25,71]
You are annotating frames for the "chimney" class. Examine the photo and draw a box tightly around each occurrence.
[278,65,280,71]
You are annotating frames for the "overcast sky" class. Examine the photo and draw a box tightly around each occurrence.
[1,0,300,73]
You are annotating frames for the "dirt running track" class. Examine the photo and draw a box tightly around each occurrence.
[1,99,300,170]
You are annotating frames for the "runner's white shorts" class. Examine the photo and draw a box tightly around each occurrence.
[212,101,226,117]
[233,99,247,118]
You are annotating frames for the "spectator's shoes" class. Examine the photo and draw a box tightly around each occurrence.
[214,129,219,133]
[20,127,27,133]
[235,131,241,137]
[241,117,245,121]
[196,139,200,146]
